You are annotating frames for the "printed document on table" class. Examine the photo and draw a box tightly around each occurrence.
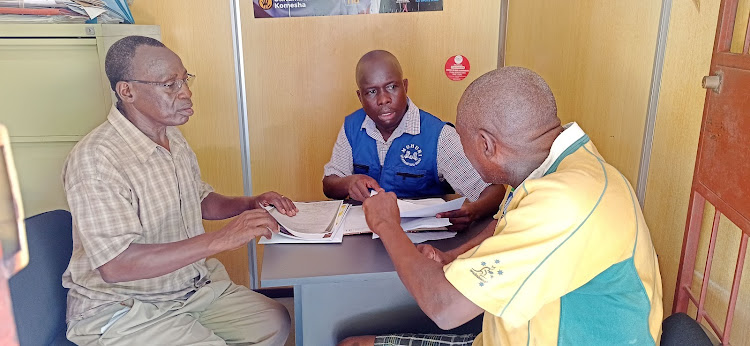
[342,203,453,235]
[372,230,457,243]
[397,197,466,218]
[268,200,342,239]
[261,202,348,244]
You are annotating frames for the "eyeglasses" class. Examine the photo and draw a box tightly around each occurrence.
[125,73,195,93]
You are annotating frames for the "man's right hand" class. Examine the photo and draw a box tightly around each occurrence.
[347,174,381,202]
[215,209,280,251]
[417,244,457,265]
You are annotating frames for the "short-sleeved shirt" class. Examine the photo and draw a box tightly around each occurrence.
[444,123,663,345]
[61,106,214,323]
[323,99,489,201]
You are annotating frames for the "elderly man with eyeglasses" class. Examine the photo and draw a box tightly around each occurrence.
[61,36,294,345]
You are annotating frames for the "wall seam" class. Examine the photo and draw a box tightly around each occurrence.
[637,0,673,207]
[229,0,258,289]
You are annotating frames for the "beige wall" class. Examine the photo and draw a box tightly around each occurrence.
[504,0,661,186]
[643,0,750,343]
[130,1,250,286]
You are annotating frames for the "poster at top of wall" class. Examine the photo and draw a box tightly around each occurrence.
[253,0,443,18]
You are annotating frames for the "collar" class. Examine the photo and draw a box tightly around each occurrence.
[108,105,181,163]
[361,98,420,142]
[522,122,588,183]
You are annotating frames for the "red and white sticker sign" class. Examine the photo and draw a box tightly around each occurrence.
[445,55,470,81]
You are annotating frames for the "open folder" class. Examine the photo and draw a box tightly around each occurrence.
[259,201,349,244]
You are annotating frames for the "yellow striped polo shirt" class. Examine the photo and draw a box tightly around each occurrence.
[444,123,663,345]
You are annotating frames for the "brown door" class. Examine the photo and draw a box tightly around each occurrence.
[673,0,750,344]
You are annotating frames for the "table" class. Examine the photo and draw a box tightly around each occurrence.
[261,218,491,345]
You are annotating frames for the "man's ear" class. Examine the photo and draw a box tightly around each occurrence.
[115,81,134,104]
[403,78,409,93]
[478,129,497,160]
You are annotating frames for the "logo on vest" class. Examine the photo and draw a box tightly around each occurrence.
[400,144,422,166]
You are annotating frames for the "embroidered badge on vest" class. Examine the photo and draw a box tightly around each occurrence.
[471,259,503,287]
[400,144,422,166]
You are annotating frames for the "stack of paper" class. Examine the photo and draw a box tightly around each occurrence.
[343,197,465,243]
[0,0,133,23]
[259,201,350,244]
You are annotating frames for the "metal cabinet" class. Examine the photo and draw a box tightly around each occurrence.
[0,24,160,216]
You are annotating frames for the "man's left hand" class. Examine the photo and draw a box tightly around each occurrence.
[255,191,298,216]
[436,201,478,231]
[417,244,457,265]
[362,189,402,236]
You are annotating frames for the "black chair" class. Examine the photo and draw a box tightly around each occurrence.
[8,210,75,345]
[661,312,713,346]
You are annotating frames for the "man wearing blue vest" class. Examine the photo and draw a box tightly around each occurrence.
[323,50,505,229]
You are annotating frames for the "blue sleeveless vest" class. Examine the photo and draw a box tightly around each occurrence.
[344,108,452,198]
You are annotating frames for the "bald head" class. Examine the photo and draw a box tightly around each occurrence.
[354,50,410,139]
[457,67,559,146]
[356,50,403,87]
[456,67,562,187]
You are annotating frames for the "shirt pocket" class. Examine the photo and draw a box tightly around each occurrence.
[353,163,370,175]
[392,168,430,191]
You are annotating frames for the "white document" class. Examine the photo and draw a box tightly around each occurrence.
[268,200,343,240]
[82,6,107,18]
[341,205,370,235]
[400,216,451,230]
[261,202,348,244]
[398,197,466,218]
[259,226,345,244]
[342,203,453,235]
[372,231,456,243]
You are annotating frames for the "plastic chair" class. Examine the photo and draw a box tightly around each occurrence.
[8,210,74,345]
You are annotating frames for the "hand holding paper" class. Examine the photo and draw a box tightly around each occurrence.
[362,189,401,237]
[256,191,298,216]
[436,199,477,230]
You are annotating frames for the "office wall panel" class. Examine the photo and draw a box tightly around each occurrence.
[505,1,661,186]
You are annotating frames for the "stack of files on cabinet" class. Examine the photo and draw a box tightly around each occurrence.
[0,0,133,23]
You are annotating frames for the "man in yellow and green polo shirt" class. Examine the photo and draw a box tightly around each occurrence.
[340,67,663,346]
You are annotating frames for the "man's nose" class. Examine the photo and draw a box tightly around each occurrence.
[178,83,192,99]
[376,91,391,106]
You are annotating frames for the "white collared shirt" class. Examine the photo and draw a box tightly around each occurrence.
[499,122,586,217]
[520,122,587,184]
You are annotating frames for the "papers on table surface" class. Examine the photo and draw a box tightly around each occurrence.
[398,197,466,218]
[342,205,453,235]
[261,197,464,244]
[372,230,457,243]
[260,202,349,244]
[343,198,463,235]
[269,200,343,239]
[258,226,345,244]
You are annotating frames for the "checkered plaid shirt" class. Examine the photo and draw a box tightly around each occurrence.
[61,106,214,322]
[323,99,489,201]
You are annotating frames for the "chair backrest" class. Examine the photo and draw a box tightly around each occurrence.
[8,210,73,345]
